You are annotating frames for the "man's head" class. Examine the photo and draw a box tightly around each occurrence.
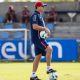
[23,6,28,10]
[50,6,55,11]
[35,1,47,13]
[9,5,14,10]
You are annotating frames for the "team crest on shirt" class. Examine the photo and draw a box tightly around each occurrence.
[33,15,37,21]
[40,15,42,20]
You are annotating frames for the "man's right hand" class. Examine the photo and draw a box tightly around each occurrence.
[45,27,51,36]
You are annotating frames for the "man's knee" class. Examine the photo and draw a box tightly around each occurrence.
[36,54,42,58]
[46,46,52,53]
[35,54,42,61]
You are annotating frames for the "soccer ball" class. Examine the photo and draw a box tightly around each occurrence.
[49,72,58,80]
[40,31,48,39]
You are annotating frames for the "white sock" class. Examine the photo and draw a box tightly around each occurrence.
[31,72,36,77]
[47,66,52,71]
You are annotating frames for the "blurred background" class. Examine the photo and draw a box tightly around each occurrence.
[0,0,80,62]
[0,1,80,80]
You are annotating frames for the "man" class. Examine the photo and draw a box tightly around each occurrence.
[21,5,30,23]
[47,6,57,23]
[4,5,18,23]
[30,1,56,80]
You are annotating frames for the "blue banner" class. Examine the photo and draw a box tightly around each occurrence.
[0,39,78,61]
[41,39,78,61]
[0,40,27,60]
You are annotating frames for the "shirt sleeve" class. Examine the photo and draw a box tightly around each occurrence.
[31,14,38,24]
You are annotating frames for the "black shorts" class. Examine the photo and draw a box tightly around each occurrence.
[34,40,48,56]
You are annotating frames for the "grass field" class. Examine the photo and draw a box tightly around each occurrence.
[0,62,80,80]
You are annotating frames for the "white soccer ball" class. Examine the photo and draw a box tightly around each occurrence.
[40,31,48,39]
[49,72,58,80]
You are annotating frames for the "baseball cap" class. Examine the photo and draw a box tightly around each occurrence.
[35,1,47,8]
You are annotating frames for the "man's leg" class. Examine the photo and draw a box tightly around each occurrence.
[32,54,42,73]
[46,46,56,74]
[46,46,52,69]
[30,54,42,80]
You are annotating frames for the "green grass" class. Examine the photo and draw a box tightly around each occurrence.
[0,62,80,80]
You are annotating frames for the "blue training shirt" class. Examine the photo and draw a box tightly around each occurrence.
[30,10,45,43]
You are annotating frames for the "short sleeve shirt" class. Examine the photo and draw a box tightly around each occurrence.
[30,11,45,43]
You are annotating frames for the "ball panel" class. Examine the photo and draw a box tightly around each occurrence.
[49,72,58,80]
[40,31,48,39]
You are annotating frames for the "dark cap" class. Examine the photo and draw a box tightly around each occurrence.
[35,1,47,8]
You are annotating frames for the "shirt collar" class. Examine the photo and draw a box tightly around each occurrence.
[35,10,40,14]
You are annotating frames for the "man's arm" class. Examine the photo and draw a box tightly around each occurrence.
[32,24,51,36]
[32,24,46,31]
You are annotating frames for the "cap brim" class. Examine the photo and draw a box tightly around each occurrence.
[43,4,47,7]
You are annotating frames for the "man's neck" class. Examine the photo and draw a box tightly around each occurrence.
[36,9,41,14]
